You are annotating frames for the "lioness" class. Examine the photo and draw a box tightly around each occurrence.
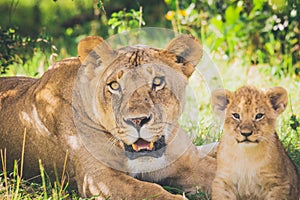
[211,86,300,200]
[0,35,216,199]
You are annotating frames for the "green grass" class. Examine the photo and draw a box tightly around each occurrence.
[0,156,69,200]
[0,53,299,199]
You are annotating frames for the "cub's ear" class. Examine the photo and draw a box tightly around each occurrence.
[166,35,202,77]
[265,87,288,115]
[211,89,231,116]
[78,36,116,66]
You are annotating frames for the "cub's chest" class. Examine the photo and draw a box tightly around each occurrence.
[218,144,270,198]
[232,167,265,199]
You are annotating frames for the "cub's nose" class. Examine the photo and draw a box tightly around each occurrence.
[241,131,253,137]
[124,115,152,131]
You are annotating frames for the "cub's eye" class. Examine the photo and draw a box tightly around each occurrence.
[108,81,121,92]
[232,113,240,120]
[255,113,264,120]
[152,77,165,91]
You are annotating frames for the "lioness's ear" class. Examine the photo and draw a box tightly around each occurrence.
[211,89,231,116]
[78,36,104,62]
[78,36,115,65]
[265,87,288,115]
[166,35,202,77]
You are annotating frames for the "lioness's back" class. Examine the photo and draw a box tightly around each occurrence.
[0,77,36,94]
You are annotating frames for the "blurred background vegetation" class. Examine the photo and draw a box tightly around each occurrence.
[0,0,299,77]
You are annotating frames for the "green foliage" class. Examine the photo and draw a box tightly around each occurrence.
[1,0,299,76]
[165,0,300,76]
[189,189,211,200]
[280,115,300,172]
[108,8,145,34]
[0,27,53,75]
[290,114,300,131]
[163,185,184,194]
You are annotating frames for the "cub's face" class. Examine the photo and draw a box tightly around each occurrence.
[211,86,288,145]
[77,35,202,160]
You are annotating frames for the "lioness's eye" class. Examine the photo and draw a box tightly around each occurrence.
[232,113,240,120]
[152,77,165,91]
[255,113,264,120]
[108,81,121,92]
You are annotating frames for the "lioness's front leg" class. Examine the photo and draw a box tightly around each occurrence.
[76,165,184,199]
[166,144,216,195]
[72,147,183,200]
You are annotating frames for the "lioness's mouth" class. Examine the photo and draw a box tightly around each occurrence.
[132,139,154,151]
[237,138,259,144]
[124,136,166,160]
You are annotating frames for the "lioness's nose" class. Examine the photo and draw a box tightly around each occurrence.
[124,115,152,130]
[241,131,253,137]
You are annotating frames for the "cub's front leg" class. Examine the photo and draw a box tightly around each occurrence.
[265,184,296,200]
[212,177,237,200]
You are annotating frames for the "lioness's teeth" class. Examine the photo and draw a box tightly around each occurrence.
[149,142,154,150]
[132,144,138,151]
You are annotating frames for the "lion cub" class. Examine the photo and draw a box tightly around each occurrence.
[211,86,299,200]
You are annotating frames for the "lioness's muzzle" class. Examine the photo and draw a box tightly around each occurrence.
[124,136,166,160]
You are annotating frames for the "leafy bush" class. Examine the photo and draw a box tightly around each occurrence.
[108,8,145,34]
[164,0,300,76]
[0,27,53,75]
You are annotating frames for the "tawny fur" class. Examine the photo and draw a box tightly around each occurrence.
[211,86,300,200]
[0,35,216,199]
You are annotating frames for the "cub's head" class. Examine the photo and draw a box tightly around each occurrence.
[76,35,202,160]
[211,86,288,145]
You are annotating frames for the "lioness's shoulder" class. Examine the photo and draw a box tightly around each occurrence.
[49,57,81,70]
[37,57,81,84]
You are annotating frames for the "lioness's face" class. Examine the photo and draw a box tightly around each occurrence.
[78,35,202,160]
[104,60,187,159]
[211,86,288,145]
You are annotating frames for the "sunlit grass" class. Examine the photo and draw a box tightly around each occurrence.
[0,130,73,200]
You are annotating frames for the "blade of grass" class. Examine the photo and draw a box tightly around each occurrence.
[1,149,9,199]
[59,150,69,195]
[20,128,27,179]
[12,160,18,199]
[39,159,48,200]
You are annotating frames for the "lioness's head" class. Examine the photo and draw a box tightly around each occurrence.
[211,86,288,145]
[75,35,202,161]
